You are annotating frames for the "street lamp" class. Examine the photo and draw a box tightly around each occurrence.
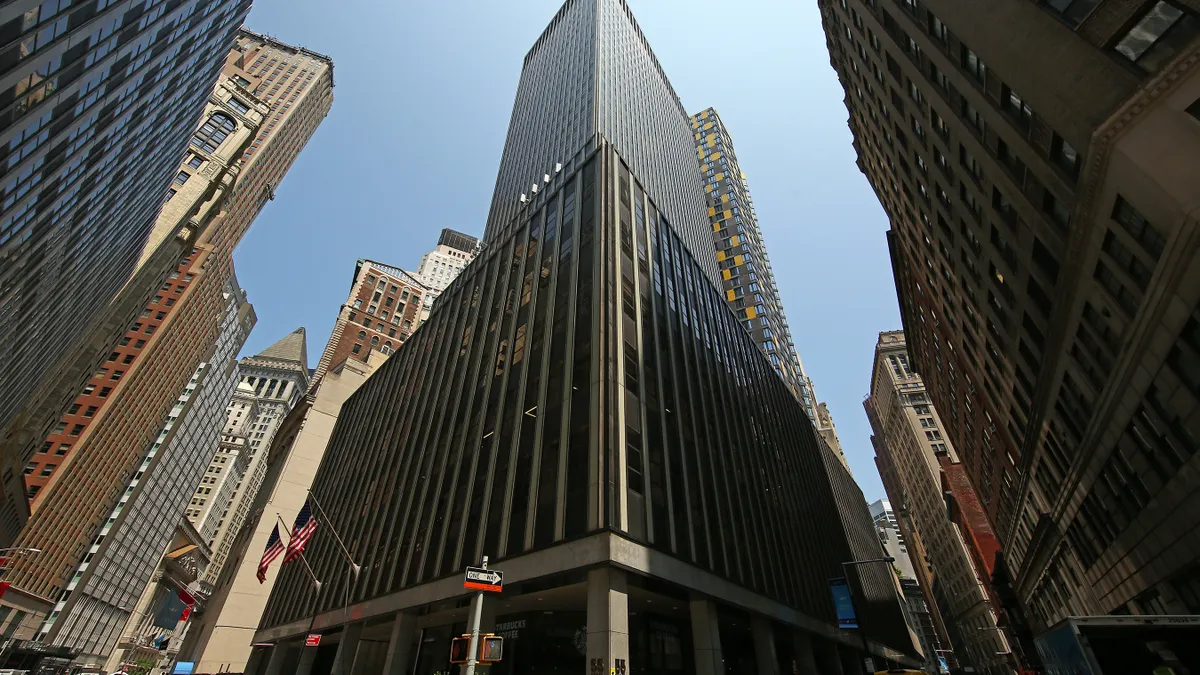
[841,557,895,674]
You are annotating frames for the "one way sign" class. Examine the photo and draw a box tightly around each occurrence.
[464,566,503,592]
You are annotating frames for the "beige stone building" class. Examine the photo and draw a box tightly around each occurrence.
[178,351,387,673]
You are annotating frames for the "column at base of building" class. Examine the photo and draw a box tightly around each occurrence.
[791,630,822,675]
[813,636,844,675]
[295,643,319,675]
[261,641,292,675]
[689,596,723,675]
[751,616,781,675]
[331,621,364,675]
[380,612,418,675]
[585,567,630,675]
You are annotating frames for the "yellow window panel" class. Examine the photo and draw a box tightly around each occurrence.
[730,235,739,246]
[707,206,716,217]
[722,269,732,281]
[734,255,744,266]
[705,184,713,193]
[713,222,721,232]
[700,110,709,119]
[746,306,757,320]
[716,250,727,262]
[711,152,722,160]
[703,121,713,130]
[715,172,724,181]
[694,133,701,140]
[726,289,736,302]
[706,133,716,144]
[721,194,729,203]
[723,209,732,220]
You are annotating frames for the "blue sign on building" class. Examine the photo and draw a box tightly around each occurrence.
[829,577,858,629]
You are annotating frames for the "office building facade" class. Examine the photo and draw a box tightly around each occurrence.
[200,329,309,587]
[32,278,254,666]
[688,108,848,469]
[416,227,479,292]
[251,2,918,674]
[0,0,253,541]
[867,331,1010,673]
[820,0,1200,633]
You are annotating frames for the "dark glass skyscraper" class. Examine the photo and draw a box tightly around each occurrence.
[253,2,918,673]
[0,0,253,542]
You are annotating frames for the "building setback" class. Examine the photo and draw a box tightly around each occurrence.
[688,108,848,469]
[0,0,253,543]
[819,0,1200,635]
[250,2,918,674]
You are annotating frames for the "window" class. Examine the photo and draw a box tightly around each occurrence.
[960,145,983,182]
[191,113,236,153]
[1051,134,1081,178]
[55,444,69,456]
[352,344,362,355]
[929,15,949,43]
[1189,97,1200,121]
[233,75,252,88]
[1114,2,1200,72]
[173,171,189,185]
[1112,196,1165,259]
[1044,193,1071,231]
[931,109,949,138]
[961,46,987,83]
[39,465,54,477]
[1001,85,1033,129]
[69,424,84,436]
[961,99,985,134]
[164,189,176,203]
[187,154,203,169]
[1043,0,1100,27]
[228,97,251,114]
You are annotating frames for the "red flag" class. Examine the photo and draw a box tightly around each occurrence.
[0,581,9,601]
[180,604,193,622]
[284,498,318,565]
[257,525,285,583]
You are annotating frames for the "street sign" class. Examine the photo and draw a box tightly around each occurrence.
[464,566,503,592]
[304,634,321,647]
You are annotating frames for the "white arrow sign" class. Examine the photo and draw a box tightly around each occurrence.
[465,568,502,585]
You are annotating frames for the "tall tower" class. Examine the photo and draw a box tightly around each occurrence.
[254,2,918,673]
[819,0,1200,633]
[689,107,849,470]
[0,0,253,545]
[201,329,310,586]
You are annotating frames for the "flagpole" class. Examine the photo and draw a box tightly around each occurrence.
[277,513,322,591]
[306,490,361,577]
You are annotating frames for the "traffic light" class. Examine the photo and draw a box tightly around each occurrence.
[479,635,503,663]
[449,636,470,664]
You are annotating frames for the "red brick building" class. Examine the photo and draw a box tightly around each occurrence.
[310,260,436,392]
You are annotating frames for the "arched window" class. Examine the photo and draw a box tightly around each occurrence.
[191,112,236,153]
[370,336,379,348]
[357,330,366,340]
[381,342,394,355]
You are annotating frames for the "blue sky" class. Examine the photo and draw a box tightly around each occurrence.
[233,0,899,501]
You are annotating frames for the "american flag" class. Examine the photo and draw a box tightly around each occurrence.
[284,498,318,564]
[257,525,284,583]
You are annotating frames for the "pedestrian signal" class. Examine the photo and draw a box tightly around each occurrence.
[449,636,471,664]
